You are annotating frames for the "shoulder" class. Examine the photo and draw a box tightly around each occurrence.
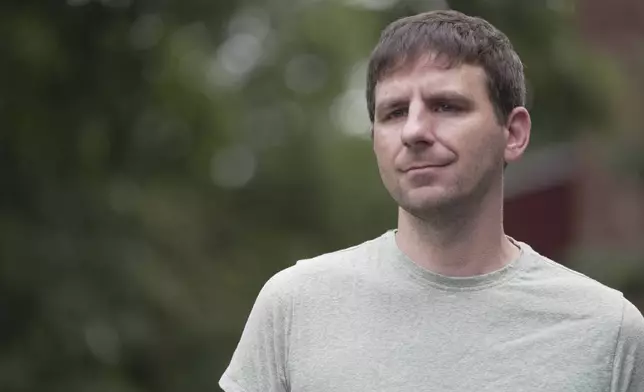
[258,232,390,301]
[517,241,627,318]
[620,299,644,343]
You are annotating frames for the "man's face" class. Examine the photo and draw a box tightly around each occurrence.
[372,55,509,218]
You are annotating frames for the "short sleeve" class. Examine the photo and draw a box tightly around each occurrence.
[611,298,644,392]
[219,271,293,392]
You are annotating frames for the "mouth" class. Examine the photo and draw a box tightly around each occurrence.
[403,163,450,173]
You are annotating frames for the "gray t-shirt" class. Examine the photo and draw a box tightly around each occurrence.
[220,231,644,392]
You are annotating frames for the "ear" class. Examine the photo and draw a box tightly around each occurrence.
[503,106,531,164]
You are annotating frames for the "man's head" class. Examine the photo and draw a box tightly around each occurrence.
[368,10,531,219]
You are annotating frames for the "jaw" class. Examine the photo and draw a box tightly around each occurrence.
[392,160,504,224]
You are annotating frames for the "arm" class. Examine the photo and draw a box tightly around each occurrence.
[220,271,293,392]
[611,298,644,392]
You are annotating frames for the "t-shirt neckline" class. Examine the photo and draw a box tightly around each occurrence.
[383,230,529,291]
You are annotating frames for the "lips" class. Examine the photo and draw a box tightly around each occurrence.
[402,163,450,172]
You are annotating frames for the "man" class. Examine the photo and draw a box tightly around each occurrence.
[220,10,644,392]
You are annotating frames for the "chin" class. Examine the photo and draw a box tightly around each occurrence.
[397,187,458,214]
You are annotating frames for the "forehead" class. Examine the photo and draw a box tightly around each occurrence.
[374,54,488,101]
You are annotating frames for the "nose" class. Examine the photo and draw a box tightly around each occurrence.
[400,100,435,148]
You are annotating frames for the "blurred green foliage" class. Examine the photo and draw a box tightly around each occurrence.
[0,0,634,390]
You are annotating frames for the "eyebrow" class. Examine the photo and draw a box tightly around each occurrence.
[427,91,473,103]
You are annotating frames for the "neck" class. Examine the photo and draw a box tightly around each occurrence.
[395,181,519,277]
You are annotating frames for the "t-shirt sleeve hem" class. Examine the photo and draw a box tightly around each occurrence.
[219,372,250,392]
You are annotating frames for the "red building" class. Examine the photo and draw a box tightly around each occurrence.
[503,0,644,266]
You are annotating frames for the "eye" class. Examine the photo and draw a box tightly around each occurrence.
[386,107,408,120]
[433,102,460,113]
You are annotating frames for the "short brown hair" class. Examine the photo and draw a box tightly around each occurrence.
[366,10,525,124]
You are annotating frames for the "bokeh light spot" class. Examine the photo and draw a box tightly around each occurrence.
[130,14,164,50]
[285,54,328,94]
[211,145,257,189]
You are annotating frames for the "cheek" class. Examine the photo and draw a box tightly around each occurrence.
[373,132,399,164]
[438,118,503,161]
[373,135,402,187]
[461,133,506,183]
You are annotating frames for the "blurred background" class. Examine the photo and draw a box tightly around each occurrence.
[1,0,643,390]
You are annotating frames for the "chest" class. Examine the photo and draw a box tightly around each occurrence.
[287,294,615,392]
